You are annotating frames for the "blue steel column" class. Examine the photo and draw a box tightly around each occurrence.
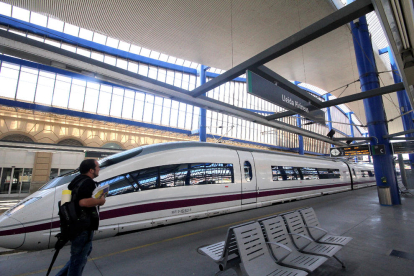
[347,112,358,163]
[364,133,372,163]
[296,115,304,155]
[294,81,304,155]
[323,94,334,148]
[348,0,400,205]
[198,65,208,142]
[382,47,414,168]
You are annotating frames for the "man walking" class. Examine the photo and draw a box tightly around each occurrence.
[56,159,106,276]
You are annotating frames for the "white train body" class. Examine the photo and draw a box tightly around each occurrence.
[0,142,376,250]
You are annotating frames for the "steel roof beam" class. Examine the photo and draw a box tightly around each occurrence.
[266,83,404,120]
[331,137,372,141]
[189,0,374,98]
[0,31,346,146]
[383,128,414,138]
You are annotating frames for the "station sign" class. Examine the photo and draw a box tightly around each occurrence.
[330,145,371,157]
[392,141,414,154]
[246,70,325,124]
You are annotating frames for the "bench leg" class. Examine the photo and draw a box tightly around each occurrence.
[333,255,346,269]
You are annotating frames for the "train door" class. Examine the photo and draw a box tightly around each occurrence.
[237,151,257,204]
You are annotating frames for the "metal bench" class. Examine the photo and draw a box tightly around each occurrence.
[259,215,328,273]
[198,221,255,275]
[233,222,307,276]
[299,207,353,246]
[283,211,346,268]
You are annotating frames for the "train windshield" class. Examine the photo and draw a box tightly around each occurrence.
[39,173,79,190]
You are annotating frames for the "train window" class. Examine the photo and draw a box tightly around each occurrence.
[271,166,283,181]
[317,168,341,179]
[352,169,356,177]
[132,168,158,190]
[175,164,190,186]
[360,170,367,177]
[190,163,234,184]
[283,166,299,180]
[244,161,252,182]
[300,167,319,180]
[39,173,79,190]
[101,174,137,196]
[159,165,177,187]
[368,170,375,177]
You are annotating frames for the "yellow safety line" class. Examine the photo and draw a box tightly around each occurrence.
[13,206,302,276]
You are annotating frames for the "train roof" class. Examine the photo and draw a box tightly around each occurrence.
[104,141,342,165]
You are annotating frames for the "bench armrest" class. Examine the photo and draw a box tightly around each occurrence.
[266,242,292,253]
[306,226,328,234]
[289,233,314,242]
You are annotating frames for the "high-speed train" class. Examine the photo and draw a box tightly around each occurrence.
[0,142,376,250]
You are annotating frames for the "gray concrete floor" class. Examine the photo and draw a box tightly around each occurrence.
[1,187,414,276]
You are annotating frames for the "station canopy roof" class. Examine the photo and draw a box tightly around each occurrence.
[1,0,403,134]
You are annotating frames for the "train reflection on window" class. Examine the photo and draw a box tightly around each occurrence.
[360,170,374,177]
[244,161,252,182]
[99,163,234,197]
[271,166,341,181]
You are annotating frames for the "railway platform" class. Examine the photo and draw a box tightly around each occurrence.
[1,187,413,276]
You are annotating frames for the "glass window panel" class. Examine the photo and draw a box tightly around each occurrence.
[159,165,176,187]
[68,79,86,110]
[27,33,44,42]
[116,58,128,70]
[133,92,145,121]
[104,55,116,66]
[182,74,190,90]
[131,168,158,190]
[52,75,71,107]
[101,175,137,197]
[185,105,193,130]
[129,44,141,55]
[157,68,166,82]
[106,37,119,48]
[12,6,30,21]
[192,107,200,130]
[79,28,93,40]
[118,41,130,51]
[159,54,168,62]
[93,32,107,44]
[170,100,179,127]
[16,69,38,101]
[97,85,112,115]
[30,12,47,27]
[161,99,171,125]
[9,29,26,37]
[148,66,157,79]
[0,2,11,16]
[153,97,163,125]
[128,61,139,73]
[63,23,79,36]
[110,87,124,117]
[122,90,135,119]
[190,163,205,185]
[44,38,61,48]
[174,164,189,186]
[48,18,64,32]
[61,43,76,53]
[178,103,186,129]
[166,70,174,85]
[300,167,319,180]
[35,71,55,105]
[140,48,151,57]
[138,63,149,76]
[183,60,191,67]
[167,56,177,63]
[244,161,252,182]
[149,51,160,59]
[91,51,104,62]
[174,72,182,87]
[143,94,154,122]
[83,82,100,113]
[77,47,91,58]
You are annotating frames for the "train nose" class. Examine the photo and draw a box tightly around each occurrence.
[0,216,25,249]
